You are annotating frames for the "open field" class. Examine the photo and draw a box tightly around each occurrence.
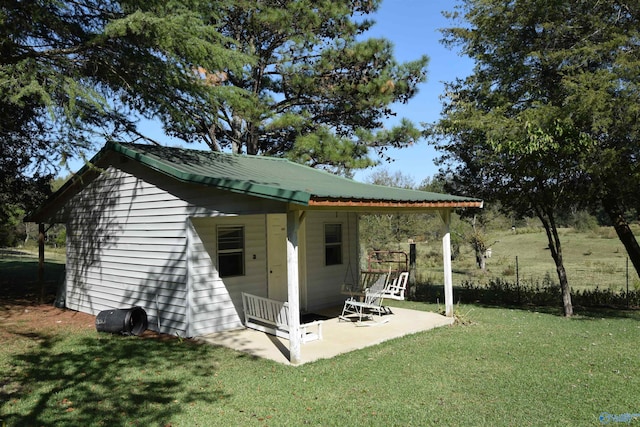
[487,227,636,291]
[398,226,640,292]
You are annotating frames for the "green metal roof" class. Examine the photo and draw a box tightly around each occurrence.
[108,142,481,206]
[27,141,482,222]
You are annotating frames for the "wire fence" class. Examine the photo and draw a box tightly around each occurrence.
[415,255,640,309]
[507,256,638,293]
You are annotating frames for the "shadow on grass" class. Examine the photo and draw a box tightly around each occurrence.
[570,306,640,321]
[414,282,640,321]
[2,331,231,426]
[0,259,64,305]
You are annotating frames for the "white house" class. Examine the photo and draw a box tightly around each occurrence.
[28,142,482,363]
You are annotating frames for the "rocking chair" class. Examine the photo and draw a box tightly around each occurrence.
[339,276,392,324]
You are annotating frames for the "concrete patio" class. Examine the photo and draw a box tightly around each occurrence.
[197,306,454,365]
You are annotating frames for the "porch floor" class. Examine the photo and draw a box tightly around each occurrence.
[197,306,454,365]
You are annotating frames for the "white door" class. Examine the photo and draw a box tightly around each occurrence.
[267,214,288,301]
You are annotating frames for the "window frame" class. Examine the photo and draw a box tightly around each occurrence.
[217,225,245,277]
[324,223,343,266]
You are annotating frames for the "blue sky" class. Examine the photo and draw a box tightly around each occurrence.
[351,0,473,184]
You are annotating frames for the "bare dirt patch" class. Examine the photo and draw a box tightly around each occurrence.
[0,300,96,342]
[0,299,180,343]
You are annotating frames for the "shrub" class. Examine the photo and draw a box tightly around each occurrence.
[571,211,599,232]
[413,275,443,302]
[596,227,618,239]
[501,265,515,276]
[414,276,640,309]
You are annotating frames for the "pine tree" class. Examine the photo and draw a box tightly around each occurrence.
[176,0,428,172]
[0,0,242,212]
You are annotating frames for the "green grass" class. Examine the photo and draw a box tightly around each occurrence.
[0,249,65,301]
[2,301,640,426]
[488,227,634,291]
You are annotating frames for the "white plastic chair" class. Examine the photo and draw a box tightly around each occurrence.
[382,271,409,300]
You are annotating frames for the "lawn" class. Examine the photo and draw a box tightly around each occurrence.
[0,249,65,301]
[2,298,639,426]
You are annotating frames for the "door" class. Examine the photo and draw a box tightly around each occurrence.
[267,214,288,301]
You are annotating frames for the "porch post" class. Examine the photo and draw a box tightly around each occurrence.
[286,210,302,365]
[440,210,454,317]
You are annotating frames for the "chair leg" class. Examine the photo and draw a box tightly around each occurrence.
[340,298,355,321]
[340,299,368,322]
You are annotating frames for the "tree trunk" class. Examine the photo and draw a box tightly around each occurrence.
[470,215,487,270]
[475,250,486,270]
[231,114,242,154]
[537,208,573,316]
[556,261,572,317]
[205,122,221,152]
[38,223,45,304]
[603,197,640,279]
[246,123,258,155]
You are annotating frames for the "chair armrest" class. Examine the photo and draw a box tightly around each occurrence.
[300,320,323,341]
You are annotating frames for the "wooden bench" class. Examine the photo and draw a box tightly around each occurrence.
[241,292,323,343]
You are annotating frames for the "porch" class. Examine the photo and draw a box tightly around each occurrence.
[197,305,454,365]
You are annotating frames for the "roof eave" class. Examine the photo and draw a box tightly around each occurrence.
[306,197,484,210]
[24,162,104,223]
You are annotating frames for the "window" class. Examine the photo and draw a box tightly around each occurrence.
[324,223,343,266]
[217,226,244,277]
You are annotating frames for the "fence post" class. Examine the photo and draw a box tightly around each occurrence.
[626,257,629,309]
[516,256,520,304]
[409,240,416,300]
[38,223,45,304]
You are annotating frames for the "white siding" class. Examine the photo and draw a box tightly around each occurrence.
[65,167,192,335]
[187,215,268,336]
[304,211,358,310]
